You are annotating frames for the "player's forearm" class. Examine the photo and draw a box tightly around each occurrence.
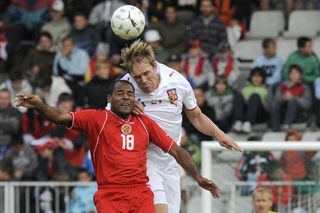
[35,102,72,126]
[169,146,201,182]
[188,111,225,140]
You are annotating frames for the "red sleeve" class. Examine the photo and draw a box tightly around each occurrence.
[68,109,98,132]
[140,115,176,153]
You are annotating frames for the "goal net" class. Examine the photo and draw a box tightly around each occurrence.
[201,141,320,213]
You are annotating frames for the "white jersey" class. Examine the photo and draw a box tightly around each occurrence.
[121,62,197,169]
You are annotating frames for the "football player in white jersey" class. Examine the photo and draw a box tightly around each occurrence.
[118,40,243,213]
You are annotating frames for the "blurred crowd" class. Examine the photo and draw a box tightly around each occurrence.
[0,0,319,212]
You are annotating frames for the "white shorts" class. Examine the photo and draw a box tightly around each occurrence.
[147,165,181,213]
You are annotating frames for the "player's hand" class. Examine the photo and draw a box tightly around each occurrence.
[197,177,220,198]
[217,134,243,152]
[15,94,43,109]
[132,100,144,115]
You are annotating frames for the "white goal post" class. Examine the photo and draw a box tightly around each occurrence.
[201,141,320,213]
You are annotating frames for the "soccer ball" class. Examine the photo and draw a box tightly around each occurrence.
[111,5,145,40]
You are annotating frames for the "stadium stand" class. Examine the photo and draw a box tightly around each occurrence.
[283,10,320,38]
[246,11,285,39]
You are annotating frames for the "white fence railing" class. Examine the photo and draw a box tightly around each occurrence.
[0,181,97,213]
[201,141,320,213]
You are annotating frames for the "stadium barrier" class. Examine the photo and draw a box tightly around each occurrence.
[201,141,320,213]
[0,181,97,213]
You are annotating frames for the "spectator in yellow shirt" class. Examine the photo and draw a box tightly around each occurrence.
[252,188,277,213]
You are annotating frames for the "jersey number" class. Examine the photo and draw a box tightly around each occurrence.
[121,134,134,150]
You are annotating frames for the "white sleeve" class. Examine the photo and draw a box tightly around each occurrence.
[179,74,197,110]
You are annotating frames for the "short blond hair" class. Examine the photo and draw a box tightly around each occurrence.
[252,188,273,201]
[121,40,156,72]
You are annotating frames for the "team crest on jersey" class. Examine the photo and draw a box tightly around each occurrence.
[167,88,178,106]
[121,124,132,135]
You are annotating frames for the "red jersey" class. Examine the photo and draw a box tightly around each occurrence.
[69,109,176,187]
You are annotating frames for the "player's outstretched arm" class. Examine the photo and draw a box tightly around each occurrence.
[15,94,72,126]
[168,145,220,198]
[184,106,243,152]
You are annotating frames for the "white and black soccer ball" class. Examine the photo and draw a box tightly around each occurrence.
[111,5,145,40]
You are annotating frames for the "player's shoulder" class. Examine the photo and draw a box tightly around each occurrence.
[158,63,189,85]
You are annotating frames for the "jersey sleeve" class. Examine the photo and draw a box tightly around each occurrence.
[141,115,176,152]
[68,109,98,132]
[178,73,197,110]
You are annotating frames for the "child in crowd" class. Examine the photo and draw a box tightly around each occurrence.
[233,68,269,133]
[252,188,277,213]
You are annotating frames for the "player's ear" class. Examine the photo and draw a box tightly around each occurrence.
[107,95,111,103]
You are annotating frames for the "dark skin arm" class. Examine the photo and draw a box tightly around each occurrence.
[15,94,72,127]
[169,145,220,198]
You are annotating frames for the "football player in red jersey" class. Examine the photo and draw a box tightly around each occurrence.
[16,80,220,213]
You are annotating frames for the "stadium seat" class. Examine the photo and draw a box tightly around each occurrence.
[276,39,297,61]
[246,11,285,39]
[312,38,320,58]
[262,132,286,141]
[234,40,262,69]
[302,132,320,141]
[283,10,320,38]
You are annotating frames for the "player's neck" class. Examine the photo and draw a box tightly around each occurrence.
[113,111,131,120]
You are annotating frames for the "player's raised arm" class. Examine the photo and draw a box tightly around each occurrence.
[15,94,72,127]
[168,145,220,198]
[184,106,243,152]
[143,114,220,198]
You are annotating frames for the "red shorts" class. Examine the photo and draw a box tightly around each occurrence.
[93,184,155,213]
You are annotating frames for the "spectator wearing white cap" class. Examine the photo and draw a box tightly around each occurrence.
[42,0,71,51]
[144,29,170,63]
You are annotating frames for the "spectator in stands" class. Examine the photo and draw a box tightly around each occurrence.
[34,140,76,181]
[236,136,275,195]
[283,37,320,85]
[0,158,13,181]
[233,68,269,133]
[252,39,283,87]
[167,53,196,88]
[0,69,32,113]
[182,87,215,145]
[252,188,276,213]
[188,0,228,59]
[78,60,113,109]
[150,5,188,55]
[69,12,101,57]
[22,106,56,146]
[88,0,124,31]
[53,36,89,101]
[211,42,239,88]
[280,130,317,181]
[144,29,169,63]
[269,65,312,131]
[21,31,56,88]
[2,0,52,41]
[69,169,96,213]
[4,136,37,180]
[35,73,72,107]
[257,160,293,210]
[315,77,320,128]
[49,93,87,169]
[181,39,214,91]
[41,0,71,51]
[295,0,320,9]
[206,76,234,132]
[82,151,95,177]
[0,25,7,74]
[0,89,21,159]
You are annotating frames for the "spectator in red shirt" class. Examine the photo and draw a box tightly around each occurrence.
[16,80,220,212]
[280,130,317,181]
[257,160,293,208]
[269,65,312,131]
